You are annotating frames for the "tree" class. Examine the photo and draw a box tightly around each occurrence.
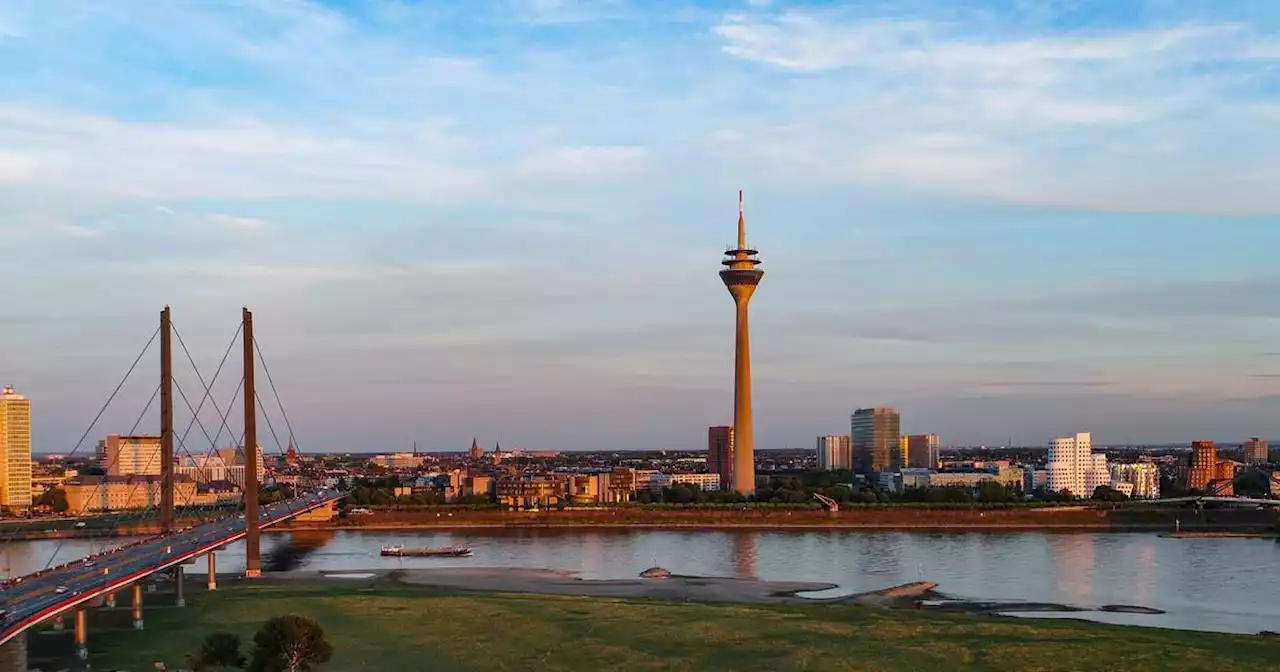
[196,631,246,669]
[1091,485,1129,502]
[248,615,333,672]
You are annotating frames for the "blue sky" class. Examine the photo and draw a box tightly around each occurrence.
[2,0,1280,454]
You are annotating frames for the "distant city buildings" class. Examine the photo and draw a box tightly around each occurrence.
[0,386,32,509]
[371,453,425,470]
[98,434,162,476]
[468,439,483,460]
[707,426,734,486]
[64,475,198,513]
[903,434,941,470]
[1244,437,1269,464]
[815,435,851,471]
[1046,432,1108,498]
[851,407,900,473]
[1109,462,1160,499]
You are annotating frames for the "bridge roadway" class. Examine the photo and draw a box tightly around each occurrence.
[0,490,343,646]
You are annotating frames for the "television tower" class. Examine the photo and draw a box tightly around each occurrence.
[720,190,764,496]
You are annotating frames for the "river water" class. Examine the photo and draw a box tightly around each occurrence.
[6,529,1277,634]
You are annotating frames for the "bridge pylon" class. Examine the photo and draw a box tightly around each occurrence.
[243,307,261,578]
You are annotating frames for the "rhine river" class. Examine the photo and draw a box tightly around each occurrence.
[6,530,1277,634]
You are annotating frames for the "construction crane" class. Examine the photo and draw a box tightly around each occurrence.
[813,492,839,513]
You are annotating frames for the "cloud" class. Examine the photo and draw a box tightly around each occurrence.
[208,213,272,235]
[708,8,1280,215]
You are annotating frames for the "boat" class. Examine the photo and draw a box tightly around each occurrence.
[380,545,472,557]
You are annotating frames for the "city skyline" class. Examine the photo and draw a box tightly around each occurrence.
[5,1,1280,452]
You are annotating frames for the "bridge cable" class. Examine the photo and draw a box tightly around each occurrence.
[91,324,244,547]
[36,381,162,570]
[254,390,303,520]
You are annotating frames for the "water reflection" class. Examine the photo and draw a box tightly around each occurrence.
[731,532,756,578]
[1,530,1276,634]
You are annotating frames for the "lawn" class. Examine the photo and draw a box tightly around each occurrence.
[64,575,1280,671]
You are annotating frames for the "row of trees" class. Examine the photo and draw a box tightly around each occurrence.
[184,614,332,672]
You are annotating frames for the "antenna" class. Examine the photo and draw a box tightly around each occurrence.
[737,189,746,250]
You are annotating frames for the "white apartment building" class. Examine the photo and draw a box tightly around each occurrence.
[670,473,721,492]
[1046,432,1109,498]
[0,386,32,509]
[177,454,230,483]
[815,435,852,471]
[643,472,721,492]
[98,434,163,476]
[1109,462,1160,499]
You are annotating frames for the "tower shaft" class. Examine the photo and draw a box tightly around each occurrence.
[731,295,756,495]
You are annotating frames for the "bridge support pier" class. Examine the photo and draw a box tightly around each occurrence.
[175,565,185,607]
[208,551,217,591]
[74,609,87,661]
[132,582,144,630]
[105,590,116,608]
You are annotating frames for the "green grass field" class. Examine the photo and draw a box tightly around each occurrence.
[71,576,1279,671]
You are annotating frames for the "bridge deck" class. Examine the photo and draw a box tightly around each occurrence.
[0,491,342,646]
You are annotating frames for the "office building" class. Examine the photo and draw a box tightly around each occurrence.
[707,426,734,486]
[1109,462,1160,499]
[63,475,197,513]
[904,434,941,469]
[719,191,765,496]
[1046,432,1108,498]
[1188,441,1236,495]
[851,407,900,473]
[815,435,852,471]
[217,445,266,482]
[98,434,163,476]
[1244,437,1269,464]
[176,454,229,484]
[0,386,32,509]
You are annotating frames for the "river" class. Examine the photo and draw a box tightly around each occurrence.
[5,529,1277,634]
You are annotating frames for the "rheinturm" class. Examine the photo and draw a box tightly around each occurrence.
[720,190,764,496]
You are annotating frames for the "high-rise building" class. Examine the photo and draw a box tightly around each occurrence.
[904,434,941,469]
[98,434,163,476]
[707,426,734,487]
[216,445,265,482]
[719,190,764,496]
[1244,437,1269,464]
[851,407,900,473]
[1188,440,1217,491]
[1046,432,1108,498]
[1109,462,1160,499]
[815,435,852,471]
[0,386,32,509]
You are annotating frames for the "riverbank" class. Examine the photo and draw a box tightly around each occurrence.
[287,505,1280,533]
[5,505,1276,540]
[55,574,1279,671]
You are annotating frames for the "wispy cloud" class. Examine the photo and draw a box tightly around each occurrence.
[208,213,272,235]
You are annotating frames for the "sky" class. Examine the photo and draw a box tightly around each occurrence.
[3,0,1280,454]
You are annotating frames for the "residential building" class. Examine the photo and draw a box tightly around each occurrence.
[216,445,266,482]
[177,454,230,484]
[1046,432,1108,498]
[1244,437,1269,464]
[707,426,734,486]
[495,474,565,509]
[1109,462,1160,499]
[815,435,852,471]
[98,435,163,476]
[64,475,198,512]
[0,386,32,509]
[904,434,941,469]
[851,407,900,473]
